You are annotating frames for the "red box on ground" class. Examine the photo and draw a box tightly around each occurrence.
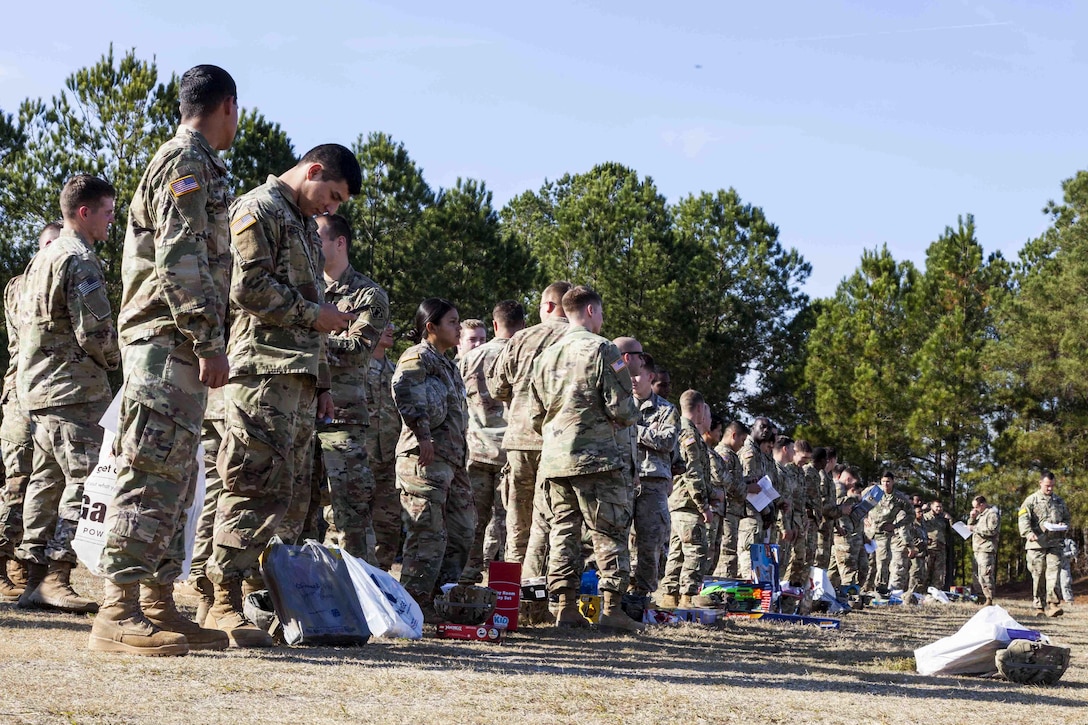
[487,561,521,632]
[435,623,506,642]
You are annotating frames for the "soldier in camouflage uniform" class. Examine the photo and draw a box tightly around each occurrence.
[313,214,389,561]
[627,353,679,598]
[367,324,401,569]
[737,418,775,580]
[0,223,60,601]
[922,500,951,591]
[529,286,643,633]
[903,505,928,604]
[660,393,713,608]
[867,471,912,593]
[774,437,809,586]
[816,447,839,569]
[1018,472,1071,616]
[203,145,360,648]
[968,494,1000,606]
[457,300,524,584]
[702,415,727,577]
[486,281,570,570]
[712,421,751,578]
[392,298,474,618]
[829,467,862,587]
[16,176,119,617]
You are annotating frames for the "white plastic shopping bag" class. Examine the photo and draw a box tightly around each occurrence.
[914,605,1036,676]
[341,548,423,639]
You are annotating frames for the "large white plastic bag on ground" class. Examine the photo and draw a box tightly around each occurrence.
[341,547,423,639]
[914,605,1028,676]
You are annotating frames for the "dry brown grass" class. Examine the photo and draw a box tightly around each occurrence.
[1,571,1086,725]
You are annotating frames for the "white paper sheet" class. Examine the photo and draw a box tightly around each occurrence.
[952,521,972,540]
[746,475,779,512]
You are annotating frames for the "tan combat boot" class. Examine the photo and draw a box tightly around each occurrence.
[598,591,646,634]
[656,591,680,609]
[0,555,24,601]
[15,562,49,609]
[678,594,695,609]
[140,581,228,651]
[88,581,189,656]
[24,561,99,613]
[8,557,28,587]
[204,578,275,648]
[554,587,589,629]
[190,575,215,627]
[1048,603,1064,618]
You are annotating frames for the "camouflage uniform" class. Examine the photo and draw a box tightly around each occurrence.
[867,489,912,592]
[815,469,839,569]
[661,417,711,596]
[970,505,1000,602]
[630,392,679,594]
[458,337,511,583]
[1019,490,1070,610]
[487,317,568,565]
[188,387,225,582]
[801,463,822,575]
[737,438,771,579]
[529,325,638,596]
[206,175,329,585]
[712,444,746,578]
[366,354,401,569]
[903,517,928,603]
[0,275,32,558]
[779,462,809,585]
[16,229,118,566]
[922,510,950,590]
[315,265,388,561]
[98,126,231,584]
[392,340,473,601]
[831,502,858,587]
[704,446,727,576]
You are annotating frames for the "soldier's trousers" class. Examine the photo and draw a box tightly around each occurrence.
[188,419,224,580]
[815,521,834,569]
[737,515,763,580]
[369,455,402,570]
[831,536,858,587]
[857,541,871,590]
[974,549,996,600]
[873,532,895,591]
[522,464,554,581]
[273,404,317,547]
[0,400,33,556]
[504,449,539,564]
[463,460,503,583]
[890,538,910,592]
[100,332,205,585]
[704,512,723,577]
[783,519,810,585]
[547,469,631,595]
[207,373,315,584]
[18,403,104,566]
[316,424,374,561]
[1060,556,1074,603]
[1027,547,1062,609]
[661,509,707,596]
[905,552,926,602]
[396,454,475,599]
[925,545,947,591]
[630,477,670,593]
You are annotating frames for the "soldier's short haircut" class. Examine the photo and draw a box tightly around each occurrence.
[795,439,813,455]
[414,297,456,343]
[460,318,486,330]
[750,416,775,444]
[710,413,725,433]
[881,470,895,480]
[561,285,602,315]
[825,446,838,460]
[844,465,861,481]
[725,420,749,437]
[679,389,704,414]
[299,144,362,196]
[832,463,847,477]
[973,495,987,505]
[653,366,670,379]
[812,447,827,468]
[319,213,352,247]
[60,174,116,220]
[1041,470,1055,481]
[179,65,237,119]
[542,281,573,305]
[492,299,525,328]
[640,352,656,374]
[773,435,793,451]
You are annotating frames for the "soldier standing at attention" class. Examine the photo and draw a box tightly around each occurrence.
[737,417,775,579]
[903,504,929,605]
[203,144,359,647]
[529,286,642,633]
[968,495,1000,606]
[0,222,60,601]
[922,499,952,591]
[367,323,402,569]
[17,176,119,615]
[702,414,727,577]
[392,298,474,619]
[868,471,911,594]
[315,213,389,561]
[1019,471,1071,616]
[459,300,525,584]
[712,420,752,578]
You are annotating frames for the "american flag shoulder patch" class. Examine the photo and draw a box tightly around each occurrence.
[169,174,201,197]
[76,277,102,296]
[231,213,258,235]
[610,358,626,373]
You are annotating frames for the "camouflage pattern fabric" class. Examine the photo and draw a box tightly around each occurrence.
[661,509,708,596]
[631,477,670,594]
[392,340,467,468]
[546,470,632,595]
[461,460,504,583]
[460,338,510,467]
[0,275,32,556]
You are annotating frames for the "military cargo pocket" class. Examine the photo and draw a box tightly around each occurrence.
[125,404,197,479]
[592,471,632,534]
[218,425,278,496]
[108,508,161,544]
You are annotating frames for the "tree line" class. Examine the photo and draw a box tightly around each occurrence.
[0,47,1082,584]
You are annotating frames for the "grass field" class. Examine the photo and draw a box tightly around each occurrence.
[1,572,1084,725]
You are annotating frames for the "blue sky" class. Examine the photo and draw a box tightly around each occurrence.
[1,0,1084,300]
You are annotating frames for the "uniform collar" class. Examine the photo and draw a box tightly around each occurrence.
[266,175,304,220]
[176,124,227,175]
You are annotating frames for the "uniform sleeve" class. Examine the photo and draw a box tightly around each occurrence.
[487,339,515,403]
[529,361,546,435]
[66,257,119,371]
[153,162,226,358]
[675,429,710,511]
[229,202,321,329]
[1017,498,1036,538]
[600,343,637,428]
[638,404,679,453]
[327,285,389,362]
[391,350,431,439]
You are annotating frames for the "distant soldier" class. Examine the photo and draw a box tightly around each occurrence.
[659,392,713,608]
[772,436,806,584]
[967,495,1000,606]
[457,319,487,357]
[651,366,672,402]
[0,222,60,601]
[367,323,402,569]
[17,176,119,616]
[529,285,643,633]
[458,300,526,583]
[702,414,727,577]
[315,213,389,561]
[867,471,911,593]
[922,500,952,591]
[712,421,752,578]
[737,417,775,579]
[1018,471,1070,616]
[815,447,840,568]
[903,505,929,605]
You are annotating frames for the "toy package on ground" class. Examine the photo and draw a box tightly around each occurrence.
[915,605,1043,676]
[262,538,370,646]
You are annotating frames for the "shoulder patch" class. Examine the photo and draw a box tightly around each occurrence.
[1018,507,1028,517]
[610,358,627,373]
[76,277,102,296]
[681,434,697,448]
[169,175,201,197]
[231,212,258,235]
[399,353,421,364]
